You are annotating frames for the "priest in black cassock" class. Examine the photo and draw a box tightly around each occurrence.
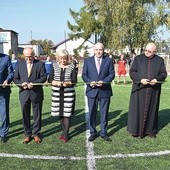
[127,42,167,138]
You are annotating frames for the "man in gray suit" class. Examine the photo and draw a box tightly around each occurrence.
[82,43,115,142]
[14,47,46,144]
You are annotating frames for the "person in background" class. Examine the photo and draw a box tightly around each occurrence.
[72,55,79,75]
[117,53,127,85]
[82,42,115,142]
[49,49,77,143]
[128,53,136,68]
[109,53,116,85]
[45,56,52,82]
[0,53,14,143]
[11,53,18,72]
[127,42,167,138]
[13,47,46,144]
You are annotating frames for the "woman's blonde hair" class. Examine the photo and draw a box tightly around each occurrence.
[56,49,72,64]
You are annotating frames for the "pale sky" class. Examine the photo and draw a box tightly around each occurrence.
[1,0,170,45]
[0,0,84,44]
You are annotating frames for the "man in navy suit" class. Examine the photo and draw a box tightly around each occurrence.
[0,53,14,143]
[14,47,46,144]
[82,43,115,142]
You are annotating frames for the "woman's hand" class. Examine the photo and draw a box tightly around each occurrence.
[63,81,72,87]
[52,81,63,87]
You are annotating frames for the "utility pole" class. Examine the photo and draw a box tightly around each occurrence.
[64,30,67,50]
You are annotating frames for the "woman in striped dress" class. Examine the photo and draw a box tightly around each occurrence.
[49,49,77,142]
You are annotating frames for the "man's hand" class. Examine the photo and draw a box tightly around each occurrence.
[22,82,28,89]
[96,80,103,87]
[27,82,33,89]
[140,79,150,85]
[2,80,8,88]
[90,81,96,88]
[150,79,157,85]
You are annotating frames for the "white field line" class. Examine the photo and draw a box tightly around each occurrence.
[94,150,170,159]
[1,150,170,160]
[0,153,85,160]
[84,85,96,170]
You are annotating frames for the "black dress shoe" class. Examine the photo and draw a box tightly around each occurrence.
[101,136,112,142]
[1,136,8,143]
[88,135,96,142]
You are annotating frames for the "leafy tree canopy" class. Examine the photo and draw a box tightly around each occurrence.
[68,0,170,53]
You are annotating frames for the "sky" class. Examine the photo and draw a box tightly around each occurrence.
[0,0,84,44]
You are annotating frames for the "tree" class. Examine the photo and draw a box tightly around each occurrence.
[8,49,13,57]
[68,0,170,53]
[30,39,54,55]
[67,7,101,42]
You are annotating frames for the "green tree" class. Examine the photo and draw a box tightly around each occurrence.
[8,49,13,57]
[67,7,101,42]
[68,0,170,52]
[30,39,54,55]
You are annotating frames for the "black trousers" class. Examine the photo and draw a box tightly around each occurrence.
[20,98,43,137]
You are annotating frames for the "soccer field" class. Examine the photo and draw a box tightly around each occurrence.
[0,76,170,170]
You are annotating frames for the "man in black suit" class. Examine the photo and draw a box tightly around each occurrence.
[14,47,46,144]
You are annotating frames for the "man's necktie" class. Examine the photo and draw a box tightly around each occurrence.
[96,58,100,74]
[27,63,32,77]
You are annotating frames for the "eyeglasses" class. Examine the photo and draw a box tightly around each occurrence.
[144,49,155,54]
[25,56,33,58]
[144,49,152,53]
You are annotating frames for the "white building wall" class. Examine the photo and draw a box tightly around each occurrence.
[0,32,11,55]
[18,44,43,56]
[55,38,94,57]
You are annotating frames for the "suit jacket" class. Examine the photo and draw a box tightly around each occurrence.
[0,53,14,95]
[13,59,47,102]
[82,55,115,98]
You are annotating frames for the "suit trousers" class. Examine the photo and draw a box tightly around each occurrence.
[88,96,110,137]
[20,98,42,137]
[0,94,10,137]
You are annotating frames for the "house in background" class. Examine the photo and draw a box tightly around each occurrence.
[51,37,94,57]
[18,44,44,56]
[0,28,18,56]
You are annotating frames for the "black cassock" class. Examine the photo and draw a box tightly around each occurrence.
[127,54,167,137]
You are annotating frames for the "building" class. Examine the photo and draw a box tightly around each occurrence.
[0,28,18,56]
[51,37,94,57]
[18,44,44,56]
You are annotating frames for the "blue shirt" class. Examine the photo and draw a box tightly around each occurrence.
[45,60,52,75]
[11,59,18,71]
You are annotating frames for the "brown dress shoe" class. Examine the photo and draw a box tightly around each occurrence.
[23,136,31,144]
[34,136,41,143]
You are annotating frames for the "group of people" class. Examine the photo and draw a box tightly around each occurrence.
[0,42,167,144]
[0,47,78,144]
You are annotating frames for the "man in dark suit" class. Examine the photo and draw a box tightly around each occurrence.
[14,47,46,144]
[82,43,115,142]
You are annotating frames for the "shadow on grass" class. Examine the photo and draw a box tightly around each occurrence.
[88,109,127,137]
[106,108,170,137]
[8,119,23,138]
[69,109,86,139]
[7,108,85,139]
[41,109,85,139]
[158,109,170,132]
[107,110,127,137]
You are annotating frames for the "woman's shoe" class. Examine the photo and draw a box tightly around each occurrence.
[62,138,69,142]
[59,136,64,140]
